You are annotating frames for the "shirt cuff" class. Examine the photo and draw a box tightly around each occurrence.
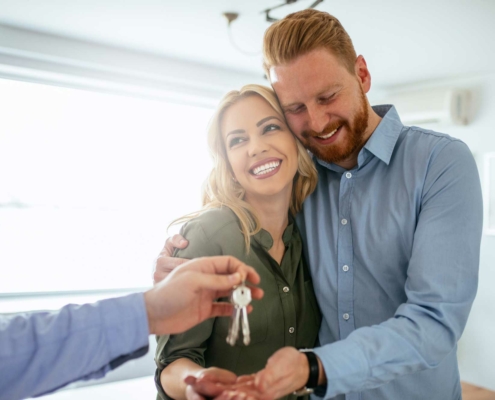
[98,292,150,366]
[312,338,369,399]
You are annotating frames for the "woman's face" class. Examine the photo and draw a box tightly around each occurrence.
[221,94,299,200]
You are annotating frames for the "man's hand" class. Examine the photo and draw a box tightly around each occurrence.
[254,347,323,400]
[153,234,189,284]
[185,372,261,400]
[144,256,263,335]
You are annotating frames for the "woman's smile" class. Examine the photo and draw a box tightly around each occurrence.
[249,158,282,179]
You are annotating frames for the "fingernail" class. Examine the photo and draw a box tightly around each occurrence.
[179,240,187,246]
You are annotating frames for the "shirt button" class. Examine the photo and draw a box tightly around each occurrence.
[341,218,348,225]
[289,327,295,334]
[345,172,352,179]
[343,313,350,321]
[343,265,349,272]
[283,286,290,293]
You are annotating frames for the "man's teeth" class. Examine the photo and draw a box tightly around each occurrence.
[318,127,338,139]
[252,161,280,176]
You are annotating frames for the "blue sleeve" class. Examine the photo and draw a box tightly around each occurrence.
[0,293,149,400]
[313,140,483,398]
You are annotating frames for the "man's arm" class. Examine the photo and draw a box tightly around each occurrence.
[0,293,149,400]
[255,140,483,399]
[0,256,262,400]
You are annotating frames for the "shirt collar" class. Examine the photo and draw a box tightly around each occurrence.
[314,104,403,170]
[363,105,403,166]
[252,216,295,251]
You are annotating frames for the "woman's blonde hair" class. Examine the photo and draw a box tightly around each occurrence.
[170,84,317,250]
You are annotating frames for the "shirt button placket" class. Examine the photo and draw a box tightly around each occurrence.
[338,170,355,340]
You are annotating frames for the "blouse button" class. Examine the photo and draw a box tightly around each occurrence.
[289,327,295,334]
[283,286,290,293]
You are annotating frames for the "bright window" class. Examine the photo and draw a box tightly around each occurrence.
[0,78,213,294]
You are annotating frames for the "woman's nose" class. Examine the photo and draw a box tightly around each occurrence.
[247,136,268,157]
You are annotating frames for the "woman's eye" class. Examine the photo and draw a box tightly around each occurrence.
[229,137,245,148]
[263,124,281,133]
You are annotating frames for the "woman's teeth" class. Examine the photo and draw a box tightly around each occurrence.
[318,127,339,139]
[252,161,280,176]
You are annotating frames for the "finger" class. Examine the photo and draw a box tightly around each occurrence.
[184,269,256,293]
[191,381,229,398]
[236,374,256,384]
[198,368,237,384]
[185,384,206,400]
[169,234,189,250]
[200,256,261,285]
[215,286,263,301]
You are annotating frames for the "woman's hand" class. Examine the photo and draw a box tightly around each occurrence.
[184,368,237,400]
[185,371,261,400]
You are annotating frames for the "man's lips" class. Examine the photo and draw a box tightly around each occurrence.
[311,125,343,145]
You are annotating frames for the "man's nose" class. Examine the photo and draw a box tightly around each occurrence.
[307,105,330,134]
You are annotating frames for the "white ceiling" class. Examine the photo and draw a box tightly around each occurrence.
[0,0,494,87]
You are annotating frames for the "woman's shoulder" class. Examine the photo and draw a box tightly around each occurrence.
[182,207,241,241]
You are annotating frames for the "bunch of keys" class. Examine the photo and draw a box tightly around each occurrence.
[226,281,252,346]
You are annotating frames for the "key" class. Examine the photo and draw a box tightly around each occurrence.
[226,282,252,346]
[227,303,241,346]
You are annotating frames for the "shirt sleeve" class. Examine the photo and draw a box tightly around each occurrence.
[155,217,223,399]
[313,140,483,398]
[0,293,149,400]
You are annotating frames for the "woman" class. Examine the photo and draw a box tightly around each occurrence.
[155,84,321,400]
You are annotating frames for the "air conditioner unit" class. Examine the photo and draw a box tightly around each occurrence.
[379,87,470,126]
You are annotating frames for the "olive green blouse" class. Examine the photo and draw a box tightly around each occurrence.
[155,207,321,400]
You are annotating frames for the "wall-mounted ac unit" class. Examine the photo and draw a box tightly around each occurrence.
[379,87,470,126]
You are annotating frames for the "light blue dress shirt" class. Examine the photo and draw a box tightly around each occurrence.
[0,293,149,400]
[298,105,483,400]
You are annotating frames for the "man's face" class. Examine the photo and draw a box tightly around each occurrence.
[270,48,370,166]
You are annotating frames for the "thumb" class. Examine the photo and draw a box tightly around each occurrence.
[190,271,242,292]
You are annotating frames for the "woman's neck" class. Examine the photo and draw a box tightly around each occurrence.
[245,187,291,245]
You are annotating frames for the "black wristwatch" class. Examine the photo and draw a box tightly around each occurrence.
[293,350,320,396]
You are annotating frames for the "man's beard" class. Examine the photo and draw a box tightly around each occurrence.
[300,88,369,164]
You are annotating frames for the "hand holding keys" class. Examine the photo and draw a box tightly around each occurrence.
[227,282,252,346]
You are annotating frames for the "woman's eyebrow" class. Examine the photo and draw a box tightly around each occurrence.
[226,129,245,138]
[256,116,282,127]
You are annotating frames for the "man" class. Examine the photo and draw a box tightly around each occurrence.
[0,256,262,400]
[155,9,483,400]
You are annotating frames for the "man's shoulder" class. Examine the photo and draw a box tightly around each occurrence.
[399,125,464,151]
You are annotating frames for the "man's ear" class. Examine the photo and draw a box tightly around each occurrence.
[354,55,371,93]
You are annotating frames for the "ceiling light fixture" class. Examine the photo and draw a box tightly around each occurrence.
[222,0,324,56]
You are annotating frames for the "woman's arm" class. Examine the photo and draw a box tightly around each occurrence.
[161,358,205,400]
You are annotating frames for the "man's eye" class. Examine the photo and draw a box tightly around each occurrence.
[285,106,304,114]
[263,124,281,133]
[229,137,245,148]
[319,94,335,103]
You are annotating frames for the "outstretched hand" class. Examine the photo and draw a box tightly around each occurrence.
[144,255,263,335]
[185,372,261,400]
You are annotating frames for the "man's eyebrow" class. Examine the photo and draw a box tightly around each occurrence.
[256,116,282,127]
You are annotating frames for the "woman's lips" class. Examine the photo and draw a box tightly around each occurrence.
[249,160,282,180]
